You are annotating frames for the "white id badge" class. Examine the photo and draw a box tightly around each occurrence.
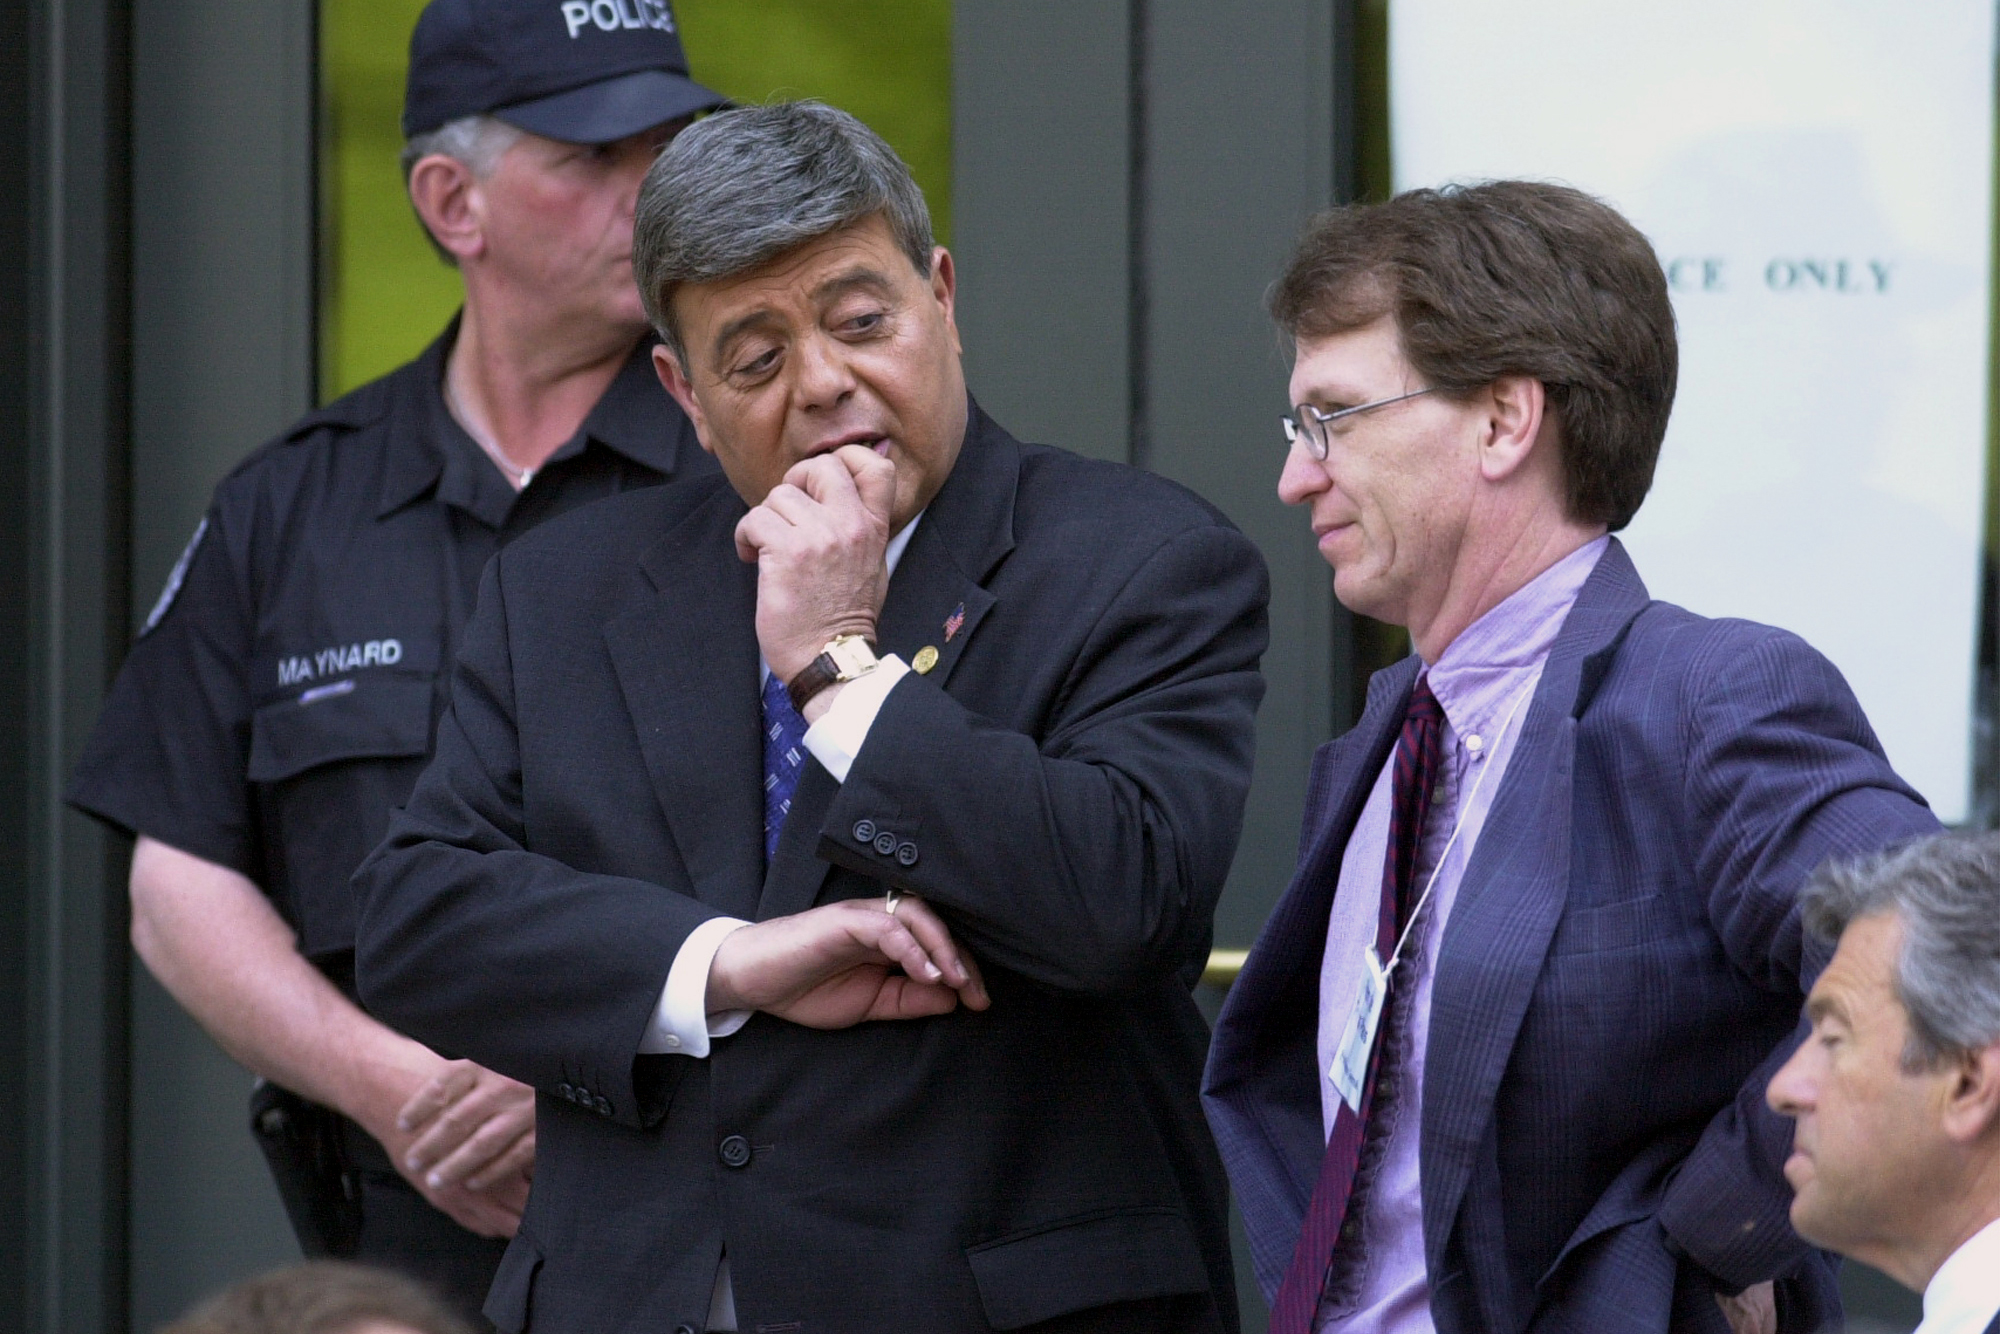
[1328,948,1390,1115]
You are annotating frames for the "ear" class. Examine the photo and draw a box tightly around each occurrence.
[652,342,714,455]
[1941,1039,2000,1145]
[1477,375,1549,485]
[930,247,961,356]
[407,153,486,264]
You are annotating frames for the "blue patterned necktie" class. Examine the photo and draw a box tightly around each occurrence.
[761,672,809,859]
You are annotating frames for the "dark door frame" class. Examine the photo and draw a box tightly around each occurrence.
[5,2,136,1332]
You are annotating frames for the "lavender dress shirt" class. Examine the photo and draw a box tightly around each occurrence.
[1314,536,1609,1332]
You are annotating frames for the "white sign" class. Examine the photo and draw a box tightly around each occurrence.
[1392,0,1997,821]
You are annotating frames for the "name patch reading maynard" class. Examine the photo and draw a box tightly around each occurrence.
[277,639,404,687]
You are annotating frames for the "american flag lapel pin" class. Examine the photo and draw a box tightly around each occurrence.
[943,602,966,642]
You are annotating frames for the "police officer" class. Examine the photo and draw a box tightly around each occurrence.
[66,0,723,1321]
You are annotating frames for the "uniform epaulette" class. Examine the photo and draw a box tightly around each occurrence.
[214,358,420,490]
[279,372,398,444]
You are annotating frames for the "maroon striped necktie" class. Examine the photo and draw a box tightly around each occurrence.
[1270,678,1446,1334]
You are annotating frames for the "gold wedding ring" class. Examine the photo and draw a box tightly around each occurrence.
[885,888,903,916]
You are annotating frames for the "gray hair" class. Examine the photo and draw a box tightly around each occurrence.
[1803,832,2000,1069]
[400,113,523,182]
[632,100,934,364]
[400,114,524,264]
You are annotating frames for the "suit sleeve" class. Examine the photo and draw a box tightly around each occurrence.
[1656,623,1939,1289]
[353,555,721,1128]
[817,522,1269,995]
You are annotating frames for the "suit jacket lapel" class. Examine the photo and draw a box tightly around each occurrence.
[1292,663,1416,911]
[603,486,765,921]
[753,400,1020,922]
[1215,657,1415,1071]
[1420,539,1653,1275]
[872,400,1017,688]
[1206,656,1413,1281]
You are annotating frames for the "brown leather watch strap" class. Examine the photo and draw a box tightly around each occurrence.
[786,652,843,714]
[786,638,879,714]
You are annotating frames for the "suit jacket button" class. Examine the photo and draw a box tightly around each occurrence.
[595,1096,612,1116]
[556,1082,574,1101]
[675,1326,696,1334]
[896,841,919,867]
[853,818,877,843]
[718,1134,752,1169]
[873,831,898,856]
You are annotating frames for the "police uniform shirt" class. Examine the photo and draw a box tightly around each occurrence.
[68,320,713,999]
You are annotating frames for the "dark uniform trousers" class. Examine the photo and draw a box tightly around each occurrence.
[340,1118,510,1321]
[67,318,712,1324]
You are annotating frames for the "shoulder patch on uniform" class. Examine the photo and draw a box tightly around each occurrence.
[141,517,209,636]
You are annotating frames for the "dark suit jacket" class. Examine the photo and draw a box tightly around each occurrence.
[1203,539,1938,1334]
[354,406,1269,1334]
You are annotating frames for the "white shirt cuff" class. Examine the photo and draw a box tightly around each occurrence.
[638,916,752,1057]
[801,654,911,783]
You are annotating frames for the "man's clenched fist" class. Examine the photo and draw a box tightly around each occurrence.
[735,443,897,686]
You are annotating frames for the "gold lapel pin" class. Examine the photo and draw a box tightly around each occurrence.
[913,645,940,675]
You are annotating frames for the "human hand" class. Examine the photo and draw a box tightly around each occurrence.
[1716,1281,1776,1334]
[707,893,989,1030]
[380,1059,535,1238]
[734,444,896,683]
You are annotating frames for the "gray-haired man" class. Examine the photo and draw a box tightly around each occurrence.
[353,101,1268,1332]
[1768,834,2000,1334]
[66,0,722,1319]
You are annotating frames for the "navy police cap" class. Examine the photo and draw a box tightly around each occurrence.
[404,0,726,143]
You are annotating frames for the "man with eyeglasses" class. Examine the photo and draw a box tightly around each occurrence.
[1203,180,1938,1334]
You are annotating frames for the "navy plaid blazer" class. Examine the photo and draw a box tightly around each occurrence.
[1204,539,1939,1334]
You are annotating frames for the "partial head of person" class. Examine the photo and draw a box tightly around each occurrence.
[157,1261,474,1334]
[1767,833,2000,1294]
[633,100,964,535]
[400,0,725,341]
[1270,180,1678,658]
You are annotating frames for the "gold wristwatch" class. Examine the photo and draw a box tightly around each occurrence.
[786,633,880,713]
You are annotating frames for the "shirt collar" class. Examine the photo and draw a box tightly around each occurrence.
[884,509,922,573]
[430,377,520,529]
[379,321,684,525]
[1923,1217,2000,1333]
[1422,535,1610,742]
[579,336,687,474]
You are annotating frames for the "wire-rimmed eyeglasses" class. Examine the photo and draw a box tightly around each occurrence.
[1280,388,1435,460]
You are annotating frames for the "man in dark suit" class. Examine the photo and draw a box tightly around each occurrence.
[1768,833,2000,1334]
[353,101,1267,1333]
[1201,180,1939,1334]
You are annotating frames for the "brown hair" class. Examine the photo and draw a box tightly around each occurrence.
[157,1262,474,1334]
[1270,180,1677,531]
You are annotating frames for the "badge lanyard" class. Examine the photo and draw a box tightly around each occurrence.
[1329,681,1533,1114]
